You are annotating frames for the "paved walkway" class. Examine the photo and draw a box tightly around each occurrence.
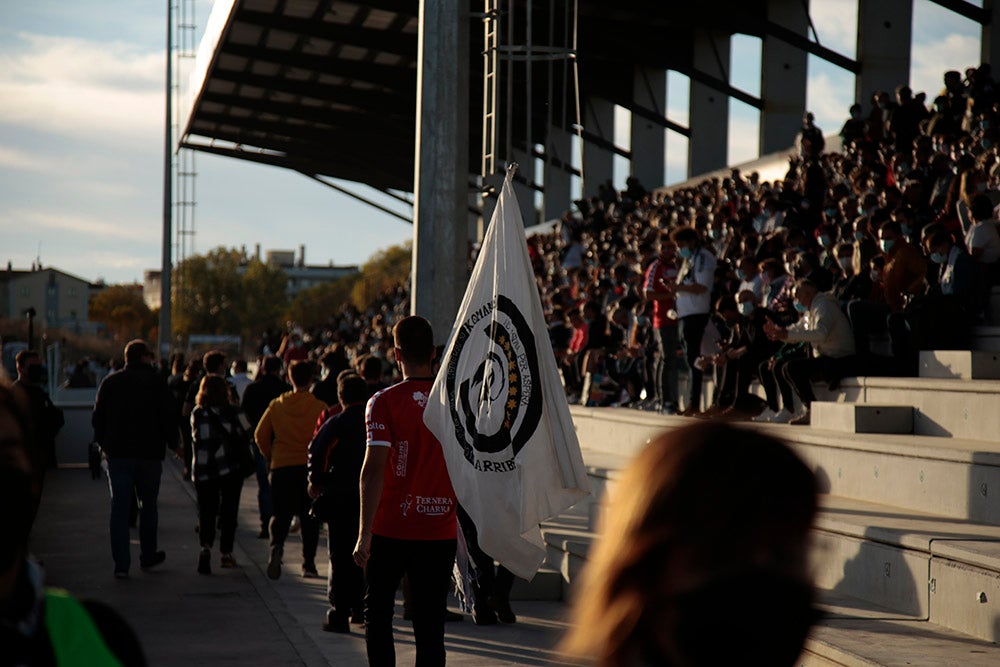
[30,462,573,666]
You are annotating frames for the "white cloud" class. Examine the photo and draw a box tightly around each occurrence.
[0,145,54,172]
[0,33,164,141]
[809,0,858,58]
[910,33,980,98]
[9,208,154,243]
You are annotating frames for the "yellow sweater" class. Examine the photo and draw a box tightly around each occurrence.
[254,390,327,470]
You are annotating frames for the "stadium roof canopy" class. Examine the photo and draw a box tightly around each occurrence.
[180,0,855,193]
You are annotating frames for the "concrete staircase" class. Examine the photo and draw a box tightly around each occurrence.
[543,350,1000,665]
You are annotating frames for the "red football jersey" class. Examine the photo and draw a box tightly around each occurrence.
[366,378,457,541]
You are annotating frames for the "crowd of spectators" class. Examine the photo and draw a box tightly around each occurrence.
[240,63,1000,425]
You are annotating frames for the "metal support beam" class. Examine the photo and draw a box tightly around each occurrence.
[630,66,667,189]
[685,67,763,110]
[304,173,413,223]
[611,97,689,137]
[411,0,470,344]
[581,97,615,195]
[511,146,539,226]
[689,30,730,176]
[982,0,1000,67]
[929,0,991,24]
[761,0,809,154]
[761,19,860,73]
[544,126,573,221]
[856,0,913,107]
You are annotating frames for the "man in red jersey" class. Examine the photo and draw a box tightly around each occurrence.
[354,316,457,667]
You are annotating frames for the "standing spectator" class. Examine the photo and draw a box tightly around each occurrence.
[241,355,290,539]
[254,360,326,580]
[190,375,251,575]
[643,235,680,413]
[229,359,253,403]
[797,112,825,159]
[13,350,63,473]
[840,103,867,146]
[92,340,178,578]
[308,374,369,633]
[670,226,717,415]
[353,316,458,667]
[765,280,857,425]
[965,194,1000,284]
[312,350,346,406]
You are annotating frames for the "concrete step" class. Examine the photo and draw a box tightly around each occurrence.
[919,350,1000,380]
[811,402,913,434]
[803,591,1000,665]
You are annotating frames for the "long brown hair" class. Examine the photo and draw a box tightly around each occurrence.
[561,422,817,667]
[195,375,230,409]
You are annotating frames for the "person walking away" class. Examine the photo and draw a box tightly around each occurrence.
[308,373,369,633]
[13,349,63,487]
[241,355,290,538]
[191,375,252,574]
[353,316,458,667]
[254,360,326,579]
[92,340,178,578]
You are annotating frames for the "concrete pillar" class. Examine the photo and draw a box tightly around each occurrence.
[855,0,912,108]
[411,0,470,344]
[511,147,538,227]
[630,67,667,189]
[689,31,730,176]
[581,97,614,196]
[760,0,809,155]
[544,125,573,221]
[983,0,1000,69]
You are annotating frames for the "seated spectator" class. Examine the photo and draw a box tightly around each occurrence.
[764,279,858,425]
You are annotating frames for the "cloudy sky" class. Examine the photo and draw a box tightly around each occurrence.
[0,0,985,285]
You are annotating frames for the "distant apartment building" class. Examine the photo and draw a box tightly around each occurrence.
[0,264,93,332]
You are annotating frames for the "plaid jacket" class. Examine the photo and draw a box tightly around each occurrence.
[190,406,251,482]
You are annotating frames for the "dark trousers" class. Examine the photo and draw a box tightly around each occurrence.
[365,535,457,667]
[714,354,763,410]
[195,474,244,553]
[107,458,162,572]
[679,314,709,410]
[759,359,798,412]
[269,465,319,564]
[781,355,857,408]
[326,498,364,621]
[653,324,679,408]
[456,506,514,608]
[848,300,909,358]
[254,448,272,531]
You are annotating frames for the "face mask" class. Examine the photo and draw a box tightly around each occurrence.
[636,316,650,327]
[977,182,988,192]
[678,247,694,260]
[854,231,865,242]
[825,208,838,218]
[708,229,720,240]
[738,302,754,316]
[901,224,911,237]
[736,269,746,281]
[838,257,854,273]
[794,301,808,314]
[931,251,947,264]
[880,239,895,253]
[819,235,832,247]
[870,269,880,281]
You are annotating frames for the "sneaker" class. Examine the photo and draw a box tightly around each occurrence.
[220,553,237,568]
[289,516,301,535]
[198,548,211,575]
[472,603,498,625]
[257,527,269,540]
[752,407,777,423]
[789,408,812,426]
[302,562,320,579]
[140,551,166,570]
[770,408,794,424]
[267,545,283,580]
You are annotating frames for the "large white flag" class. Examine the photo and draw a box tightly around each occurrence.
[424,168,590,580]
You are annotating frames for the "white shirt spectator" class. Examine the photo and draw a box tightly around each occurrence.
[784,292,855,359]
[965,218,1000,265]
[738,273,765,304]
[675,247,716,318]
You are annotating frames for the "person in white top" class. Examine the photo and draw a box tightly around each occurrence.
[966,195,1000,284]
[763,279,857,425]
[669,226,716,415]
[736,255,765,304]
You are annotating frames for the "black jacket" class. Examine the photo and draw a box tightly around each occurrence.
[92,364,177,460]
[241,374,291,429]
[307,403,366,501]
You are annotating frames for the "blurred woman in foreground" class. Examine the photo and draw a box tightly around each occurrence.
[562,422,818,667]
